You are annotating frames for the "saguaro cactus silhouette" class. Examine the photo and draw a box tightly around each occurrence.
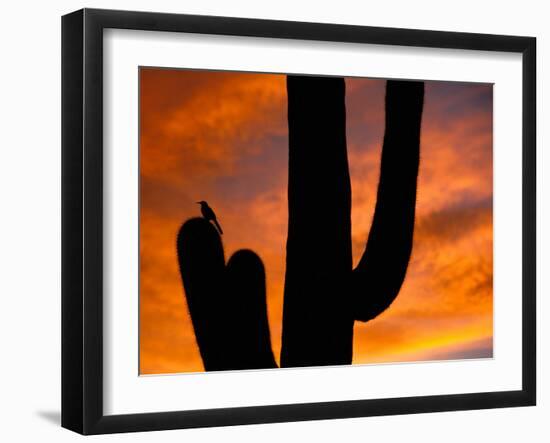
[177,76,424,370]
[177,218,277,371]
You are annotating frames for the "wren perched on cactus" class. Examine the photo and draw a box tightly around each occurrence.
[196,200,223,235]
[177,76,424,370]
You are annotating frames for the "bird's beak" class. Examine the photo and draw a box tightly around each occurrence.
[195,202,200,204]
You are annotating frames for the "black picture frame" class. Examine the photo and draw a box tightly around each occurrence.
[61,8,536,435]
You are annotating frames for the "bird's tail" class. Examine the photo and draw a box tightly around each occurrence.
[212,219,223,235]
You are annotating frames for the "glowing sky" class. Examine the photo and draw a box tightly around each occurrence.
[139,68,493,374]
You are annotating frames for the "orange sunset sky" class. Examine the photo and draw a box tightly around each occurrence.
[139,68,493,374]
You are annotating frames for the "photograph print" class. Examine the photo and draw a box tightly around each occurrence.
[139,68,493,374]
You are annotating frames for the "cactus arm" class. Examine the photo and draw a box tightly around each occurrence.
[226,250,277,369]
[177,218,228,370]
[281,75,354,367]
[352,80,424,322]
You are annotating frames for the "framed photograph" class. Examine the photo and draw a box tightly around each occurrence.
[61,8,536,435]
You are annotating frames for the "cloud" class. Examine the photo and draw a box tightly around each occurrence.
[140,69,287,187]
[420,337,493,361]
[139,72,493,374]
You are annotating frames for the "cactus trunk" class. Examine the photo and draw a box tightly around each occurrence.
[281,76,354,367]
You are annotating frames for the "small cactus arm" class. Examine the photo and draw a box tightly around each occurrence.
[280,76,424,367]
[177,218,277,371]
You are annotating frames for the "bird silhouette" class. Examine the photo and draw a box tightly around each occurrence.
[196,201,223,235]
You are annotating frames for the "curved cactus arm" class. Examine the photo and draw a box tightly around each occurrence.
[177,218,277,371]
[177,218,229,370]
[226,250,277,369]
[281,75,354,367]
[352,80,424,322]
